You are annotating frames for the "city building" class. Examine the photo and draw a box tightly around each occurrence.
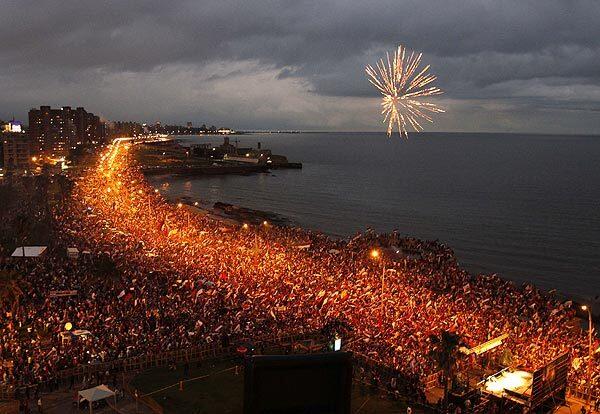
[2,120,23,133]
[28,106,105,158]
[2,128,31,172]
[108,121,144,138]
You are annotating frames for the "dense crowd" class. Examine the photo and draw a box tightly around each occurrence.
[0,141,598,403]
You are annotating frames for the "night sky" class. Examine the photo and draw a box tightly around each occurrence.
[1,0,599,134]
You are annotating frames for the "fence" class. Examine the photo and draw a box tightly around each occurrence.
[352,352,437,412]
[124,384,164,414]
[124,332,325,413]
[567,385,599,405]
[423,371,443,391]
[0,330,324,402]
[3,333,596,411]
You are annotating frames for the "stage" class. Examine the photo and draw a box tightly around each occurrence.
[483,369,533,402]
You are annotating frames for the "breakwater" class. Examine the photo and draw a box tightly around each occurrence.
[141,164,269,176]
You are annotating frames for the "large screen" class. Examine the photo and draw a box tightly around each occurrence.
[243,352,353,414]
[530,352,570,409]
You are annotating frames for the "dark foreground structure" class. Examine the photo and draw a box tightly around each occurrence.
[244,352,353,414]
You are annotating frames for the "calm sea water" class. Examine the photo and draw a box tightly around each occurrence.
[149,132,600,300]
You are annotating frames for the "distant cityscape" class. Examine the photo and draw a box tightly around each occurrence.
[0,105,236,177]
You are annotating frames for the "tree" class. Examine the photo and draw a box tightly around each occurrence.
[0,269,24,315]
[35,323,53,346]
[56,175,73,202]
[94,253,121,285]
[13,211,31,257]
[34,169,51,216]
[429,330,462,401]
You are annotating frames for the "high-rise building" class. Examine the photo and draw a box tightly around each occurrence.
[2,131,31,172]
[108,121,144,138]
[28,105,105,158]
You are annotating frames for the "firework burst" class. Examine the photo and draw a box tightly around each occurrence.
[366,45,444,138]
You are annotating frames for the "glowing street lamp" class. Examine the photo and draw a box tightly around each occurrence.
[582,304,594,408]
[370,248,386,321]
[177,202,183,209]
[242,223,249,230]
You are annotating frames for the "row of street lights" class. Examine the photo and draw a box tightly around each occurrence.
[370,248,396,322]
[241,220,270,252]
[581,304,595,409]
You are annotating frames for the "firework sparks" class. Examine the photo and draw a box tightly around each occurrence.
[366,45,444,138]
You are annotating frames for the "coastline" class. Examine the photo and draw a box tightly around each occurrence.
[138,137,600,309]
[141,164,269,176]
[173,195,292,227]
[135,136,300,178]
[4,139,596,409]
[165,192,598,318]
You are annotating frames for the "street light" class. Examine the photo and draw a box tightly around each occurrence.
[370,248,386,321]
[581,305,593,408]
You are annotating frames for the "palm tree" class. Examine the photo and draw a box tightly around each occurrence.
[0,269,24,316]
[35,323,53,346]
[429,330,462,401]
[93,254,121,285]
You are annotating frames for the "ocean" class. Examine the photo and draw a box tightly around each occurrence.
[148,132,600,300]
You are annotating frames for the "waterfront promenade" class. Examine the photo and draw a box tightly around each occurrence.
[0,137,597,412]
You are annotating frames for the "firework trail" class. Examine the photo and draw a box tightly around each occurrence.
[366,45,444,138]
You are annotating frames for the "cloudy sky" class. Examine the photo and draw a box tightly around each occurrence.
[1,0,599,134]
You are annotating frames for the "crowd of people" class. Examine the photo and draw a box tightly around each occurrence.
[0,141,598,406]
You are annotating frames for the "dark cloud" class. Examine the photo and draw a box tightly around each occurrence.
[0,0,599,133]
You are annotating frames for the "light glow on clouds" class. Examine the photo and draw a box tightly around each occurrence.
[0,0,599,134]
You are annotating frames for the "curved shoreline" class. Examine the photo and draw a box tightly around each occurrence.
[24,140,600,394]
[2,139,598,409]
[160,191,597,318]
